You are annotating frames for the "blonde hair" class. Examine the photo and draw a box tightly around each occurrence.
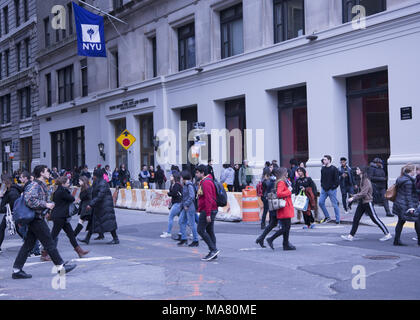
[401,164,416,177]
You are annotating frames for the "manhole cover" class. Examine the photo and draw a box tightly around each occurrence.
[363,255,400,260]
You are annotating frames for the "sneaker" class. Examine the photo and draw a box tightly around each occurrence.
[160,232,171,238]
[177,240,188,247]
[201,252,213,261]
[413,237,418,241]
[309,224,316,229]
[341,234,354,241]
[12,270,32,279]
[379,233,392,241]
[320,217,331,224]
[336,221,340,225]
[302,225,309,230]
[344,211,349,215]
[188,241,199,247]
[207,250,220,261]
[107,239,120,245]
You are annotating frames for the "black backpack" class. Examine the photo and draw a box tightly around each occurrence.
[203,178,227,207]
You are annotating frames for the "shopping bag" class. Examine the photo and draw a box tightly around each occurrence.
[5,204,16,235]
[293,191,309,211]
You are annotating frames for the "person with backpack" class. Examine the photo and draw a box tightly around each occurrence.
[177,171,199,247]
[341,167,392,242]
[319,155,341,224]
[160,172,183,238]
[195,164,220,261]
[12,165,76,279]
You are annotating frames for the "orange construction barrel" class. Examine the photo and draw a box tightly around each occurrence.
[242,186,260,222]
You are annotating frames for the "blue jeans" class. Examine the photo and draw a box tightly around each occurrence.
[166,203,183,234]
[319,188,340,222]
[179,206,199,242]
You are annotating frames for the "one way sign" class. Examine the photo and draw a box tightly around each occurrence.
[116,129,136,150]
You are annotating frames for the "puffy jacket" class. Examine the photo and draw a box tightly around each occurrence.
[181,181,196,210]
[89,178,118,233]
[367,163,387,190]
[262,176,275,197]
[220,168,235,186]
[51,185,75,219]
[392,174,419,217]
[0,184,23,214]
[79,187,92,219]
[276,180,294,219]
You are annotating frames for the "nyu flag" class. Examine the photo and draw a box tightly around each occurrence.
[72,2,106,57]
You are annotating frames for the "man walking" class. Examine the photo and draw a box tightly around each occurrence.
[367,158,393,217]
[12,165,76,279]
[339,157,355,214]
[195,165,219,261]
[319,155,341,224]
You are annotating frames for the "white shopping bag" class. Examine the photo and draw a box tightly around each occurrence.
[6,204,16,235]
[293,191,309,211]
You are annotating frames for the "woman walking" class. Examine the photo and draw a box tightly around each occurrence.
[392,165,420,246]
[260,169,275,229]
[160,172,183,238]
[73,176,93,237]
[341,167,392,242]
[82,169,119,245]
[50,176,89,258]
[294,167,317,229]
[255,168,296,251]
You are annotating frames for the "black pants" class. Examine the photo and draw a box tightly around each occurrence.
[51,218,79,249]
[376,188,391,215]
[341,186,353,211]
[269,218,292,246]
[197,211,217,252]
[85,227,117,242]
[394,217,420,243]
[258,211,278,241]
[261,197,269,224]
[350,202,389,236]
[303,212,315,227]
[13,218,64,270]
[0,215,6,248]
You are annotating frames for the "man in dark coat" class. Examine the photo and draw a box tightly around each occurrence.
[83,169,119,245]
[367,158,393,217]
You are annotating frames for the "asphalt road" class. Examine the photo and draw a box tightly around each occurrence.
[0,208,419,300]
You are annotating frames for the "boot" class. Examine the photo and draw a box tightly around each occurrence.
[255,237,266,248]
[266,237,274,250]
[74,246,89,258]
[73,223,83,237]
[260,222,266,230]
[40,250,51,262]
[393,239,407,246]
[94,234,104,240]
[283,243,296,251]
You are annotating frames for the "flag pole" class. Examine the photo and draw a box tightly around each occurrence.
[77,0,128,25]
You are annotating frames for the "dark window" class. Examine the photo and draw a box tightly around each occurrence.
[51,127,85,170]
[220,3,243,59]
[225,98,246,165]
[58,65,74,103]
[16,42,21,71]
[151,36,157,77]
[81,58,88,97]
[44,17,50,47]
[46,73,52,107]
[180,107,198,169]
[24,38,29,67]
[343,0,386,23]
[20,137,32,171]
[23,0,28,21]
[0,53,2,79]
[1,94,11,124]
[19,87,31,119]
[278,86,308,166]
[114,119,127,168]
[139,114,154,167]
[67,3,73,35]
[274,0,305,43]
[5,49,9,77]
[347,71,390,167]
[111,50,119,88]
[178,23,196,71]
[113,0,123,10]
[3,6,9,34]
[15,0,20,27]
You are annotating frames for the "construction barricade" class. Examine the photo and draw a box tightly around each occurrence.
[216,192,243,222]
[241,186,260,222]
[145,190,171,214]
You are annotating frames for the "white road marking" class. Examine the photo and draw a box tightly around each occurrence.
[0,293,8,297]
[24,256,113,267]
[239,248,267,251]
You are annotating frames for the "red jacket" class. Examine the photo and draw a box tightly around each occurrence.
[276,180,295,219]
[198,175,217,217]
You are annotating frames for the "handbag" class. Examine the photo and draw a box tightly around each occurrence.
[266,188,286,211]
[12,194,35,225]
[384,184,397,202]
[402,207,420,222]
[293,190,309,211]
[5,204,16,235]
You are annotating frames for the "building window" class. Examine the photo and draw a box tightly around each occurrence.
[343,0,386,23]
[220,3,243,59]
[2,140,12,174]
[44,17,50,47]
[67,3,73,35]
[5,49,9,77]
[225,98,246,165]
[3,6,9,34]
[57,65,74,103]
[46,73,52,107]
[51,127,85,170]
[110,49,119,88]
[19,87,31,119]
[1,94,11,124]
[16,42,21,72]
[15,0,20,27]
[0,53,2,79]
[113,0,123,10]
[178,22,196,71]
[139,114,154,167]
[347,71,390,167]
[278,86,308,166]
[20,137,32,171]
[114,119,127,169]
[274,0,305,44]
[23,0,28,22]
[24,38,29,67]
[151,36,157,77]
[80,58,88,97]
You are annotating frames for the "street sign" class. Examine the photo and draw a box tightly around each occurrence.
[116,129,136,150]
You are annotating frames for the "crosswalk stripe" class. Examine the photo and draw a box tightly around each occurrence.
[25,256,113,267]
[387,222,415,229]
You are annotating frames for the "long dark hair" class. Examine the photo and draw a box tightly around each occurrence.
[79,176,90,192]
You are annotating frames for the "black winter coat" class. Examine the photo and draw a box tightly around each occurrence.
[367,164,387,190]
[392,174,419,217]
[51,186,75,220]
[89,178,118,233]
[168,182,183,204]
[79,187,92,219]
[0,184,23,214]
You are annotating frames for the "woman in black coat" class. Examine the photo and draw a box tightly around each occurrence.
[50,176,89,258]
[83,169,119,245]
[392,165,420,246]
[74,176,97,238]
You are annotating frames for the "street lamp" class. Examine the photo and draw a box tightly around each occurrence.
[98,142,106,161]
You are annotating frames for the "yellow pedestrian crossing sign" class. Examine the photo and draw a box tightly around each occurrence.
[117,129,136,150]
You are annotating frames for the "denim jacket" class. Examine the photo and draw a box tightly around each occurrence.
[181,181,196,210]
